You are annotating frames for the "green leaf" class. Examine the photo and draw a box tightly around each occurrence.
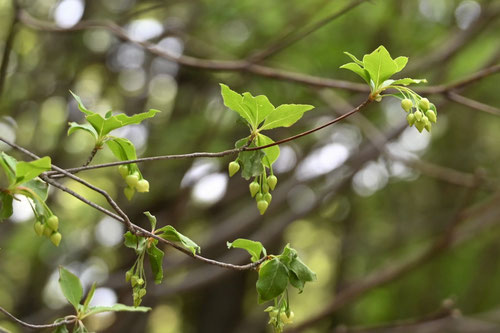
[67,122,98,141]
[106,137,138,161]
[238,149,265,180]
[289,271,305,293]
[157,225,200,255]
[391,78,427,86]
[14,157,51,186]
[85,304,151,317]
[100,109,160,136]
[58,266,83,311]
[289,256,317,283]
[0,152,17,185]
[144,211,157,231]
[256,258,289,303]
[339,62,370,84]
[343,51,364,66]
[394,56,408,71]
[147,241,164,284]
[278,244,297,266]
[82,282,97,313]
[70,91,93,115]
[22,179,49,201]
[260,104,314,130]
[52,323,69,333]
[0,192,13,221]
[227,238,266,263]
[220,84,258,129]
[256,134,279,168]
[362,46,399,89]
[123,231,146,253]
[241,92,275,127]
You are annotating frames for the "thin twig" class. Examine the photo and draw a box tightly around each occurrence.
[0,305,76,329]
[0,0,19,99]
[446,91,500,116]
[82,146,100,167]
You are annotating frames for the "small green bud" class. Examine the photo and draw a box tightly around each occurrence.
[414,110,423,121]
[126,173,139,187]
[267,175,277,190]
[407,113,415,126]
[124,187,135,200]
[257,200,269,215]
[138,288,147,297]
[264,193,272,204]
[249,181,260,197]
[415,121,425,133]
[137,278,144,286]
[136,179,150,193]
[418,98,430,111]
[425,122,432,132]
[262,183,269,193]
[228,161,240,177]
[34,221,44,236]
[118,165,129,178]
[47,215,59,231]
[43,226,53,238]
[50,232,62,247]
[131,275,138,287]
[426,110,437,123]
[125,270,133,282]
[255,193,263,202]
[401,99,413,112]
[374,95,382,102]
[280,311,295,324]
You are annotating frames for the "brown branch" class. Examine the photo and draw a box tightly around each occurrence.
[0,305,76,329]
[247,0,370,63]
[446,91,500,116]
[0,0,19,99]
[82,146,100,167]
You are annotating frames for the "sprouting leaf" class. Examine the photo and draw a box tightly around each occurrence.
[241,92,275,127]
[394,56,408,71]
[289,256,317,283]
[124,231,146,253]
[220,84,256,128]
[0,152,17,185]
[256,258,289,303]
[82,282,96,313]
[58,266,83,311]
[100,109,160,136]
[156,225,200,255]
[289,271,305,293]
[340,62,370,84]
[362,45,399,89]
[106,137,138,161]
[227,238,266,263]
[391,78,427,86]
[0,192,13,221]
[260,104,314,131]
[144,211,157,231]
[67,122,98,141]
[14,157,51,186]
[278,244,297,266]
[238,149,265,180]
[69,91,93,115]
[147,241,164,284]
[84,304,151,317]
[22,179,49,201]
[343,51,364,66]
[256,134,279,168]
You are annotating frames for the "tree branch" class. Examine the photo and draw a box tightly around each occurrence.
[446,91,500,116]
[0,305,76,329]
[0,0,19,99]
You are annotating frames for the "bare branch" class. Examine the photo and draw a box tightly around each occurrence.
[0,0,19,99]
[446,91,500,116]
[0,305,76,329]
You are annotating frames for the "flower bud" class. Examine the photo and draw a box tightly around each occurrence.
[262,183,269,194]
[124,187,135,200]
[137,278,144,286]
[415,121,425,133]
[255,193,263,202]
[34,221,44,236]
[249,181,260,197]
[407,113,415,126]
[50,232,62,247]
[228,161,240,177]
[280,311,295,324]
[125,270,133,282]
[118,165,129,178]
[126,173,139,187]
[264,193,272,204]
[131,275,138,287]
[401,99,413,112]
[47,215,59,231]
[136,179,150,193]
[267,175,278,190]
[414,110,423,121]
[138,288,147,297]
[426,110,437,123]
[418,98,430,111]
[257,200,269,215]
[43,226,53,238]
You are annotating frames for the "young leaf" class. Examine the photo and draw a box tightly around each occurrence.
[343,51,364,66]
[144,211,157,231]
[256,134,279,168]
[124,231,146,253]
[289,271,305,293]
[256,258,289,303]
[241,92,275,127]
[289,257,317,283]
[58,266,83,311]
[278,244,297,266]
[0,152,17,185]
[82,282,97,313]
[23,179,49,201]
[260,104,314,130]
[227,238,266,263]
[220,84,256,129]
[15,157,51,186]
[157,225,201,255]
[238,149,265,180]
[67,122,98,141]
[70,91,93,115]
[100,109,160,136]
[394,56,408,71]
[339,62,370,84]
[84,304,151,317]
[147,241,164,284]
[0,192,13,221]
[106,137,138,161]
[362,46,399,89]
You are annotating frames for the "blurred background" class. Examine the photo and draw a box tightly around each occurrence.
[0,0,499,332]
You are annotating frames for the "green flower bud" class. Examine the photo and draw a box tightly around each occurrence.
[264,193,272,204]
[407,113,415,126]
[124,187,135,200]
[126,173,139,187]
[415,121,425,133]
[249,181,260,197]
[374,95,382,102]
[257,200,269,215]
[43,225,53,238]
[426,110,437,123]
[138,288,147,297]
[267,175,278,190]
[228,161,240,177]
[137,278,144,286]
[50,232,62,247]
[136,179,150,193]
[255,193,263,202]
[34,221,44,236]
[425,122,432,132]
[125,270,133,282]
[131,275,138,287]
[118,165,129,178]
[280,311,295,324]
[414,110,423,121]
[262,183,269,194]
[418,98,430,111]
[47,215,59,231]
[401,99,413,112]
